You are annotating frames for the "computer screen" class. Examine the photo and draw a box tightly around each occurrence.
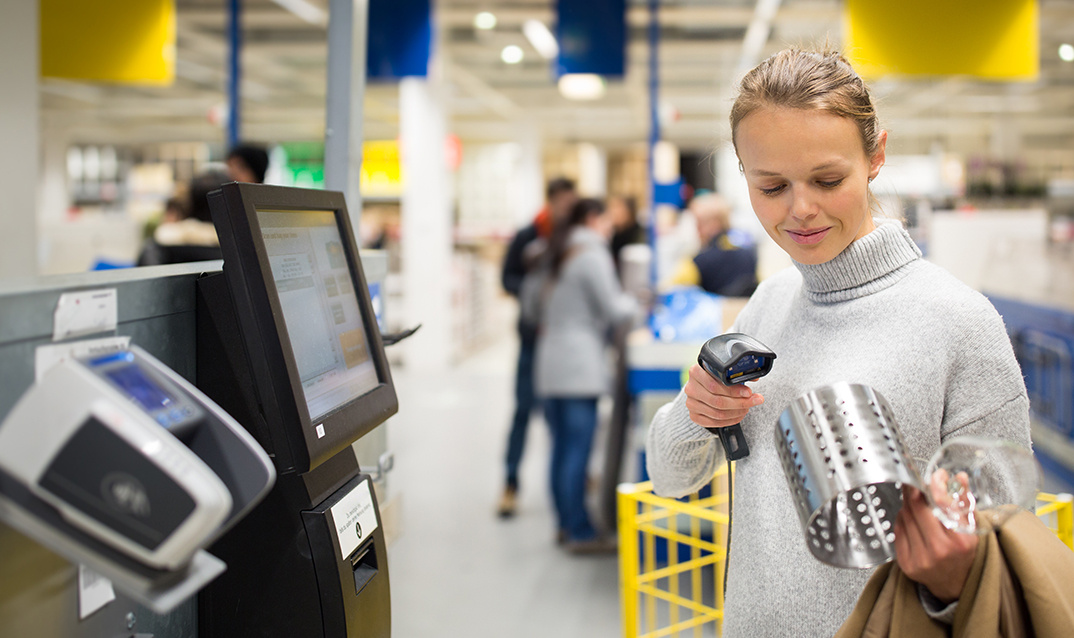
[204,183,397,473]
[257,210,379,422]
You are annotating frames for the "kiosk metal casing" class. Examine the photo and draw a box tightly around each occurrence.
[197,183,396,638]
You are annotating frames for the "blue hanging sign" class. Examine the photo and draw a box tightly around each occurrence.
[653,179,686,208]
[555,0,626,78]
[367,0,432,80]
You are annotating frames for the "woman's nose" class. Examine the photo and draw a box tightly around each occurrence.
[790,186,818,220]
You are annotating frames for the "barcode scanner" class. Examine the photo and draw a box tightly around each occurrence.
[697,333,776,461]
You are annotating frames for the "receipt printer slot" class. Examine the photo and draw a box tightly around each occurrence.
[350,543,378,596]
[300,474,390,637]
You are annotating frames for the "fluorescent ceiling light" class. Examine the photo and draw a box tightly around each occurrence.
[1060,44,1074,62]
[474,12,497,30]
[523,19,559,60]
[558,74,605,101]
[271,0,327,27]
[501,45,524,64]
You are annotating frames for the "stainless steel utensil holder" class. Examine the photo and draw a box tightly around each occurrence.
[775,382,923,569]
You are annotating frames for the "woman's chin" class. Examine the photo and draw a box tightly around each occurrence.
[781,241,838,265]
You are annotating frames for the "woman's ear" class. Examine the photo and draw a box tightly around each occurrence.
[869,130,888,181]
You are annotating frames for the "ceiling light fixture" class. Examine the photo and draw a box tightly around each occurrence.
[558,74,605,101]
[523,19,559,60]
[474,12,497,30]
[501,45,524,65]
[270,0,328,27]
[1060,44,1074,62]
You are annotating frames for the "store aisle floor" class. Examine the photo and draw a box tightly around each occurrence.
[386,333,621,638]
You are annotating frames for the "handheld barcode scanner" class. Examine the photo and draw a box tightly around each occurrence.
[698,333,776,461]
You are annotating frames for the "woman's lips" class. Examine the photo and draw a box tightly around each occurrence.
[786,227,831,245]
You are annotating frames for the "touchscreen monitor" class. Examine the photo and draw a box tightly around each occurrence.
[206,182,397,473]
[257,210,380,422]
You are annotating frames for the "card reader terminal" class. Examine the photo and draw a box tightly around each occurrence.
[86,351,205,431]
[0,346,274,572]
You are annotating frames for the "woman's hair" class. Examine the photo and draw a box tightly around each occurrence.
[730,47,880,158]
[547,198,604,279]
[187,171,230,223]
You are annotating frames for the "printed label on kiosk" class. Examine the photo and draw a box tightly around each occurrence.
[329,479,379,559]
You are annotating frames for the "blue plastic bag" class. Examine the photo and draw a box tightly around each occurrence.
[650,287,723,342]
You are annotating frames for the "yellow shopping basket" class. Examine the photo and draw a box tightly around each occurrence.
[618,465,1074,638]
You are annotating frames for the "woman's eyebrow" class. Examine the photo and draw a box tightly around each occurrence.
[750,161,846,177]
[811,161,844,171]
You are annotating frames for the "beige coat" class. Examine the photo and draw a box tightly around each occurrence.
[836,510,1074,638]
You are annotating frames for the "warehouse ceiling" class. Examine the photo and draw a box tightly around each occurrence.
[39,0,1074,161]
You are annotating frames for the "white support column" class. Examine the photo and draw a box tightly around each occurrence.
[512,121,544,226]
[0,0,39,278]
[325,0,368,230]
[577,143,608,198]
[400,78,453,372]
[38,129,70,227]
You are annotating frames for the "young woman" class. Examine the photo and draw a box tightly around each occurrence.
[646,48,1031,636]
[524,198,637,551]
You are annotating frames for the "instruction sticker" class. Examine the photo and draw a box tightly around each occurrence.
[328,480,378,559]
[77,564,115,619]
[53,289,118,341]
[35,336,131,382]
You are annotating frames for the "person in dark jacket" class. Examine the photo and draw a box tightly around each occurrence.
[497,177,577,517]
[607,195,646,275]
[666,193,758,297]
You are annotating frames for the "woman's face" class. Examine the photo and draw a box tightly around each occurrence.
[586,211,614,240]
[735,107,886,265]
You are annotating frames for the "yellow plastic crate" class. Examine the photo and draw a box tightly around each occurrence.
[618,466,1074,638]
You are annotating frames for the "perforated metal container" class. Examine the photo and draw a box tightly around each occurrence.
[775,383,923,569]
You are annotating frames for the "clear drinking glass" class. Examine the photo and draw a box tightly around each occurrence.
[923,436,1041,534]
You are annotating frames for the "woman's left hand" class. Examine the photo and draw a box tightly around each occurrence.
[893,484,978,604]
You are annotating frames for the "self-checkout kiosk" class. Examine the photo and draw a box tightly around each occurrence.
[196,183,396,638]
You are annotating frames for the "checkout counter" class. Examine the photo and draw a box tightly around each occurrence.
[0,184,396,638]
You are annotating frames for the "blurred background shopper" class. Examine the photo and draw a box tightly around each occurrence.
[226,144,269,184]
[523,198,636,551]
[137,171,228,266]
[497,178,577,517]
[666,193,758,296]
[607,195,646,275]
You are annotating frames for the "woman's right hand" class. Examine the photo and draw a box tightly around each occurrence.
[684,363,765,430]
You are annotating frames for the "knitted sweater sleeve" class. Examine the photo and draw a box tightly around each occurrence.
[646,390,724,498]
[938,291,1031,451]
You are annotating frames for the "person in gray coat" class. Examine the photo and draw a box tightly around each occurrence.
[521,198,638,551]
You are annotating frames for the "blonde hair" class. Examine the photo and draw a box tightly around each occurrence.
[730,47,880,158]
[690,193,732,230]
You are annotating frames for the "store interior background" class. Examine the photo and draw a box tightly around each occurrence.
[2,0,1074,636]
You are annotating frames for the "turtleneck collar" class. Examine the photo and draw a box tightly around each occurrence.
[794,218,922,303]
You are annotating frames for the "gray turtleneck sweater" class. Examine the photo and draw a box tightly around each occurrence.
[645,219,1031,638]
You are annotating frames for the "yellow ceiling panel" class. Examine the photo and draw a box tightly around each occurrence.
[845,0,1038,81]
[41,0,176,85]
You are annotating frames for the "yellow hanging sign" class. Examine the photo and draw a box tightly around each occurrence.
[41,0,176,85]
[360,141,404,198]
[845,0,1038,81]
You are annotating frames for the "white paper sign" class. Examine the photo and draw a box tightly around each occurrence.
[329,480,379,560]
[34,336,132,382]
[53,289,118,341]
[77,564,115,619]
